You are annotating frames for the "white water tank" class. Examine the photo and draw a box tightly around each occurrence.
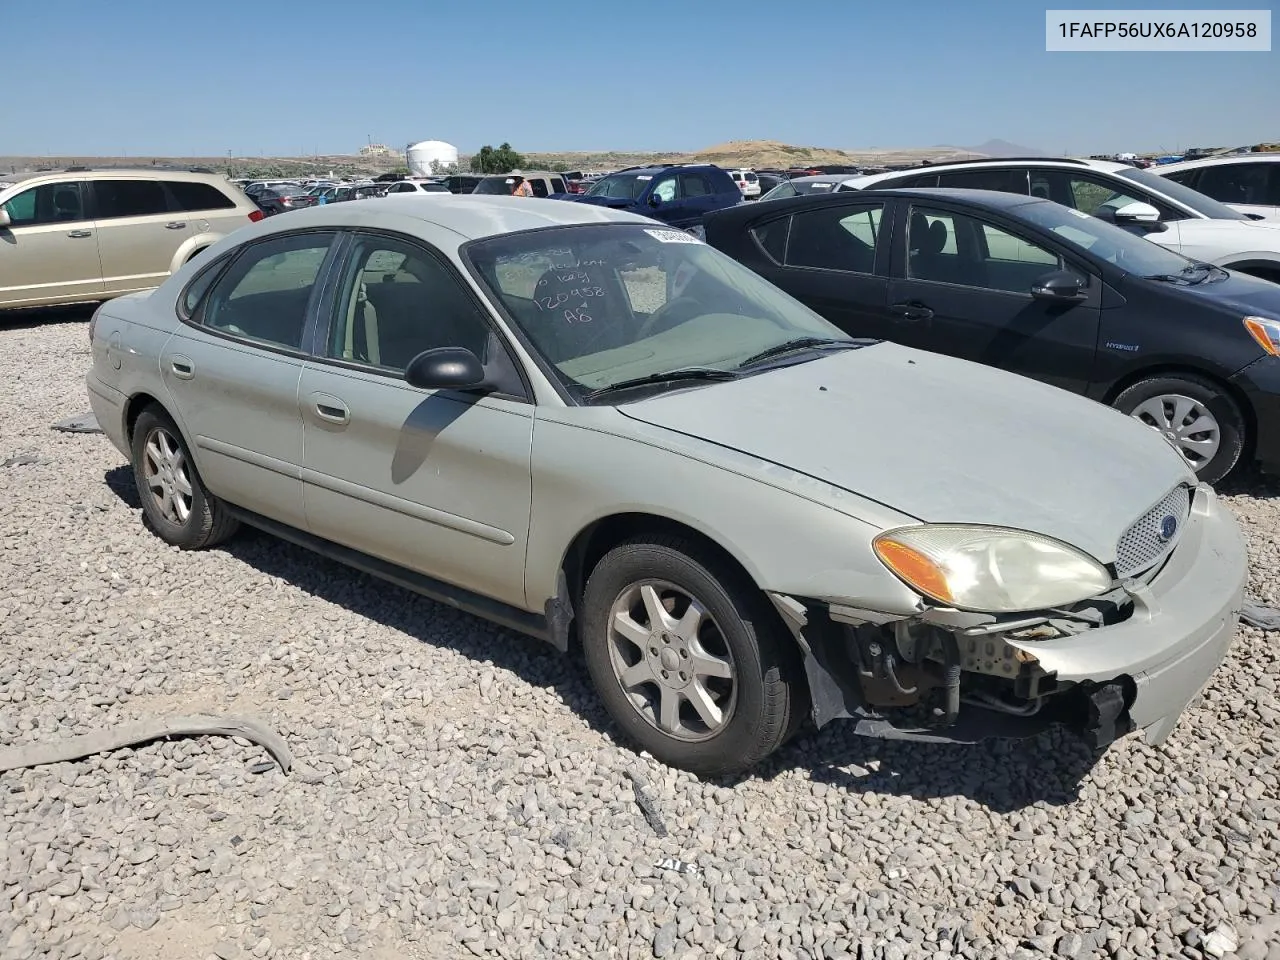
[406,140,459,176]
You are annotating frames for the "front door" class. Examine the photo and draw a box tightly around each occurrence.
[90,178,191,294]
[886,201,1101,393]
[299,231,534,608]
[0,180,104,308]
[160,230,339,530]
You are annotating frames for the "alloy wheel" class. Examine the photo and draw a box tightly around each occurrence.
[606,579,737,742]
[141,427,193,525]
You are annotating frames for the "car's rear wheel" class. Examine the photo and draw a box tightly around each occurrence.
[130,406,239,549]
[1112,374,1246,484]
[580,536,805,777]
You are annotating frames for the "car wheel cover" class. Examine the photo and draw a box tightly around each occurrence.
[1130,393,1222,470]
[142,426,194,525]
[606,579,737,742]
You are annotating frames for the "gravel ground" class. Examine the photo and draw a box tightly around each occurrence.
[3,312,1280,960]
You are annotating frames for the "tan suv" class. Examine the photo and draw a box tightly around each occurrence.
[0,169,263,311]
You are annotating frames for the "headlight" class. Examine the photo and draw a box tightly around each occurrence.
[873,525,1113,613]
[1243,316,1280,356]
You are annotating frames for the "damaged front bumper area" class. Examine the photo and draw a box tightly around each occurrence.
[769,484,1249,749]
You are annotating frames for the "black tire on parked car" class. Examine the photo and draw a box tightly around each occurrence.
[130,405,240,550]
[1111,373,1246,484]
[580,535,806,777]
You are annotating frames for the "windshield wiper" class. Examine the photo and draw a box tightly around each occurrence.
[737,336,869,369]
[581,367,739,402]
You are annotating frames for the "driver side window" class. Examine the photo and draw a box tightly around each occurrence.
[327,235,493,373]
[652,178,677,202]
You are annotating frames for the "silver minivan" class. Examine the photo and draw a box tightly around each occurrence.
[0,169,263,310]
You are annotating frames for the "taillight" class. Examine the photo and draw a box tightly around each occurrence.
[88,304,101,342]
[248,210,264,222]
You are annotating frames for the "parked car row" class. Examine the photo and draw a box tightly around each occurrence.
[84,195,1253,777]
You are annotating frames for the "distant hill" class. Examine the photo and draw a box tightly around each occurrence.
[957,139,1047,158]
[526,139,981,171]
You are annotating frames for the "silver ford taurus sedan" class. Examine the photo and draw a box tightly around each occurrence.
[86,195,1248,776]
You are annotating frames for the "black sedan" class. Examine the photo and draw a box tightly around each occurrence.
[254,185,319,216]
[705,187,1280,483]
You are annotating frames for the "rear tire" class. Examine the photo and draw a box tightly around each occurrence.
[1112,374,1246,484]
[130,406,239,549]
[580,536,806,777]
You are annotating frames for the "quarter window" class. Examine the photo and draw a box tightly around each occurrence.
[0,182,88,226]
[92,180,169,218]
[785,204,884,273]
[751,217,790,263]
[328,236,494,372]
[165,181,237,212]
[198,232,336,350]
[1194,163,1279,206]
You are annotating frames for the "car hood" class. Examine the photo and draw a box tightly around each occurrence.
[618,343,1193,564]
[1178,217,1280,253]
[1178,269,1280,317]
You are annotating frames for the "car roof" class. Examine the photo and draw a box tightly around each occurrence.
[850,157,1128,186]
[714,187,1056,223]
[250,194,655,241]
[1157,153,1280,172]
[0,168,236,191]
[787,174,862,185]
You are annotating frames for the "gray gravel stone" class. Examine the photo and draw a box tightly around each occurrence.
[3,319,1280,960]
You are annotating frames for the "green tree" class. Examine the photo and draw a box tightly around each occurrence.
[469,142,525,174]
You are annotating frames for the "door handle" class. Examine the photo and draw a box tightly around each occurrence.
[889,302,935,321]
[312,395,350,425]
[170,356,195,379]
[165,221,187,230]
[67,229,92,239]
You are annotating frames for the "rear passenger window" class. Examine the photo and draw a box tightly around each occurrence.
[198,232,336,350]
[785,204,883,274]
[934,169,1028,194]
[751,217,790,263]
[92,180,169,218]
[529,179,550,198]
[551,178,567,193]
[165,181,237,211]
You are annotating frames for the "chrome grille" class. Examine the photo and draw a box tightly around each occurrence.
[1114,484,1192,577]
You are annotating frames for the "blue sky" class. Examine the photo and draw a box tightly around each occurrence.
[4,0,1275,157]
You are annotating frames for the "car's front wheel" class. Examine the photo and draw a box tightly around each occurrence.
[1112,373,1246,484]
[581,536,805,777]
[130,406,239,549]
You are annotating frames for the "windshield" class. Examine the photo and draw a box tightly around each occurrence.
[466,224,854,400]
[419,182,449,192]
[474,176,521,195]
[584,174,652,200]
[1115,166,1249,220]
[1016,201,1196,277]
[760,181,798,201]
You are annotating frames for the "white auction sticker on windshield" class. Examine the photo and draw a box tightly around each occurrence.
[645,228,703,244]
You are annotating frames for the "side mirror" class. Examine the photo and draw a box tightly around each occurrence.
[1111,201,1162,223]
[1031,269,1087,301]
[647,194,663,208]
[404,347,490,391]
[0,210,10,228]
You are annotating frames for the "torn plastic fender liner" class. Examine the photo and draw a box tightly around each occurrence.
[767,592,920,729]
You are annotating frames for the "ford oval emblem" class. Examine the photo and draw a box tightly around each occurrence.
[1158,515,1178,542]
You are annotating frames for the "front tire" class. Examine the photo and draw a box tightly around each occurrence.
[130,406,239,549]
[580,536,805,777]
[1112,374,1246,484]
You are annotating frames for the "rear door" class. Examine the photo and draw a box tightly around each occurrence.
[749,199,894,341]
[163,179,242,236]
[885,200,1101,393]
[0,180,103,308]
[90,178,190,293]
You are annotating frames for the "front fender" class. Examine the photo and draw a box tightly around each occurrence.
[525,410,925,616]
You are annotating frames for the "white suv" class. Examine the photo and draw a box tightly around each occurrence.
[845,158,1280,283]
[382,178,450,196]
[1153,154,1280,223]
[727,169,761,199]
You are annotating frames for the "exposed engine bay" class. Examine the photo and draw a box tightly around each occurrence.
[769,581,1145,749]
